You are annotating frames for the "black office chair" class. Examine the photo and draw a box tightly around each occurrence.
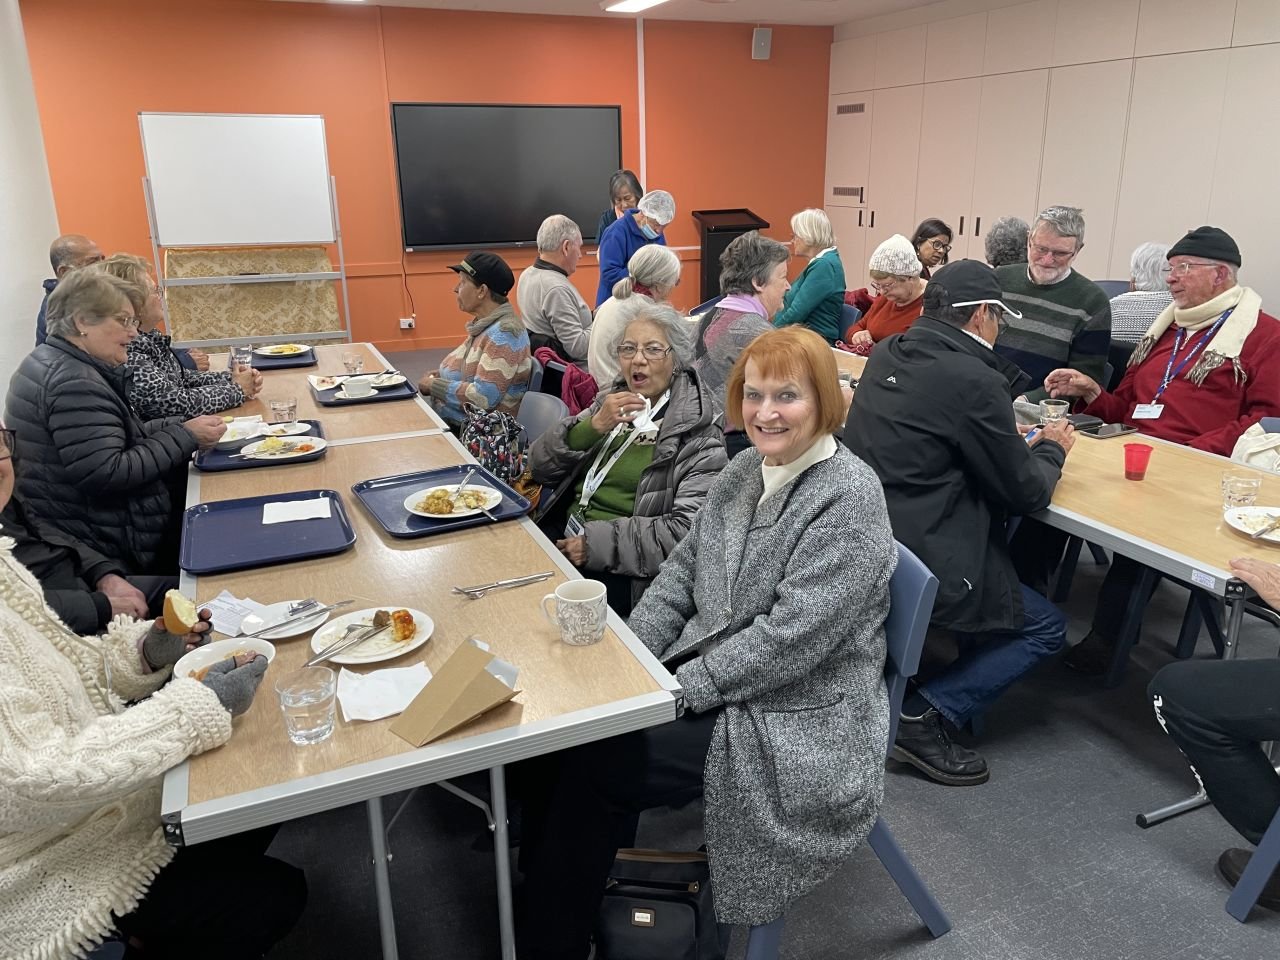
[1107,340,1135,391]
[1095,279,1131,298]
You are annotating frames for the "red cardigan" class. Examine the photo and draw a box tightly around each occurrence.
[1083,311,1280,456]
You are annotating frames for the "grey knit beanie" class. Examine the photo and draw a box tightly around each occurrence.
[868,234,923,277]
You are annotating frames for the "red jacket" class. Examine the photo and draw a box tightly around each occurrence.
[1083,311,1280,456]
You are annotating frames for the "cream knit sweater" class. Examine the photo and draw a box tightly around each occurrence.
[0,539,232,959]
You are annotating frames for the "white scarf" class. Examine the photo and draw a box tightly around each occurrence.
[1129,284,1260,386]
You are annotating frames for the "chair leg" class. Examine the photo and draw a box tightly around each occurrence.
[744,916,785,960]
[1052,536,1084,603]
[1199,592,1226,658]
[1226,812,1280,921]
[867,818,953,938]
[1103,567,1160,689]
[1176,592,1204,660]
[1087,542,1110,566]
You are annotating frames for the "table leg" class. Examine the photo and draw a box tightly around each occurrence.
[1137,592,1248,828]
[367,797,400,960]
[490,765,517,960]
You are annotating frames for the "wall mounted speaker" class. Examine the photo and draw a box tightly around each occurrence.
[752,27,772,60]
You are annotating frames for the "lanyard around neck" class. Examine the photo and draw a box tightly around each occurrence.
[1153,307,1233,402]
[578,392,669,509]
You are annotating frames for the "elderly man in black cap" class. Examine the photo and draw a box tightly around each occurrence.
[1043,226,1280,674]
[844,260,1076,785]
[417,251,532,429]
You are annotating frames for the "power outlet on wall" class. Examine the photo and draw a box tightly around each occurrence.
[399,317,415,330]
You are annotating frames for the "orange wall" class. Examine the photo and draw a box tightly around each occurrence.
[20,0,831,352]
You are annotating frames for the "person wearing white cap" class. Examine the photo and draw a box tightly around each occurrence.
[844,259,1075,786]
[595,189,675,307]
[843,234,927,352]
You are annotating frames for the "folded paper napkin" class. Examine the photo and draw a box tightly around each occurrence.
[203,589,269,636]
[262,497,332,525]
[306,374,347,390]
[337,663,433,722]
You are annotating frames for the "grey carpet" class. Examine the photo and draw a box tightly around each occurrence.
[261,502,1280,959]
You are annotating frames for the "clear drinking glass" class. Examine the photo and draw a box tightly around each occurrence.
[342,352,364,375]
[231,345,254,374]
[269,397,298,424]
[1039,399,1069,425]
[1222,471,1262,510]
[275,666,337,745]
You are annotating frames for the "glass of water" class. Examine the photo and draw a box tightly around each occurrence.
[231,344,254,373]
[1222,471,1262,510]
[269,397,298,424]
[275,666,337,745]
[342,352,364,375]
[1039,399,1069,424]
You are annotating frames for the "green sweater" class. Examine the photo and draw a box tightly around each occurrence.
[772,248,846,345]
[995,265,1112,403]
[567,418,657,522]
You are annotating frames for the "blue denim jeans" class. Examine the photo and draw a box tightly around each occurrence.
[921,584,1067,726]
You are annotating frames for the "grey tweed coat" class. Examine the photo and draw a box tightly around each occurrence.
[629,443,896,924]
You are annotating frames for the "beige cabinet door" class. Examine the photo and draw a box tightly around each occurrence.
[1110,50,1228,279]
[971,69,1050,262]
[1037,59,1133,280]
[914,78,982,261]
[827,205,867,294]
[866,84,924,248]
[1052,0,1140,67]
[830,36,875,94]
[1208,44,1280,308]
[1234,0,1280,46]
[924,13,988,83]
[824,92,873,208]
[874,25,927,89]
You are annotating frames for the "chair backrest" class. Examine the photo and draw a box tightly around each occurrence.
[841,303,862,337]
[1096,279,1131,298]
[1103,362,1115,391]
[1107,339,1135,390]
[528,355,544,395]
[691,295,723,317]
[517,391,570,445]
[883,541,939,747]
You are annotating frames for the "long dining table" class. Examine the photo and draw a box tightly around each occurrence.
[161,343,681,960]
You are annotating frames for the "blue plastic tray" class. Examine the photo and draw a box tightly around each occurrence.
[311,380,418,406]
[180,488,356,574]
[252,348,317,370]
[194,420,327,472]
[351,465,531,539]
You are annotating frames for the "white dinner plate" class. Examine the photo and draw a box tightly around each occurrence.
[309,375,344,390]
[256,421,313,438]
[309,607,433,665]
[1223,506,1280,544]
[215,424,262,450]
[333,387,379,400]
[255,343,309,356]
[404,484,502,519]
[240,600,332,640]
[370,373,407,388]
[174,637,276,681]
[239,436,328,460]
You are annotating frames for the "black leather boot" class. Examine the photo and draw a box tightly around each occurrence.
[892,709,990,785]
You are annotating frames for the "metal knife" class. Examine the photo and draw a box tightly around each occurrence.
[305,623,392,667]
[242,599,354,638]
[1250,515,1280,540]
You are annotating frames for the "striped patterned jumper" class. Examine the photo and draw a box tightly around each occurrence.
[429,302,531,424]
[994,265,1112,403]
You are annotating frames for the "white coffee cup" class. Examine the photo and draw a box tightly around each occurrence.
[344,376,374,398]
[541,580,609,646]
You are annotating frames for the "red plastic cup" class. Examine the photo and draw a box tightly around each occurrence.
[1124,443,1153,481]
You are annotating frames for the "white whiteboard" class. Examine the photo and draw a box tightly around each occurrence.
[139,113,335,246]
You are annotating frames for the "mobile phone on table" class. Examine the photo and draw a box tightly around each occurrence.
[1078,422,1138,439]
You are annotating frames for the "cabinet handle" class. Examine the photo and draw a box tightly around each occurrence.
[860,186,865,204]
[869,210,875,229]
[975,216,981,236]
[959,216,964,236]
[858,209,863,227]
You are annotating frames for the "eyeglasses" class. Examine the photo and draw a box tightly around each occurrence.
[870,277,905,293]
[1166,260,1221,279]
[110,312,141,329]
[927,239,952,254]
[616,343,673,360]
[1029,243,1078,263]
[0,428,14,461]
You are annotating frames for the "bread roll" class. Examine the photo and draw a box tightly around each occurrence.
[162,589,199,634]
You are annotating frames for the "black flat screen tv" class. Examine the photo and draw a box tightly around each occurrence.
[391,103,622,251]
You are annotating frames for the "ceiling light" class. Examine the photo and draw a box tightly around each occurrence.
[601,0,673,12]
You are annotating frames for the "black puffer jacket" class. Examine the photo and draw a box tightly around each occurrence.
[4,337,199,574]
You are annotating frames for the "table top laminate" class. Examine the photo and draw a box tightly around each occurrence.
[832,349,866,379]
[172,434,668,829]
[212,343,446,438]
[1040,435,1280,593]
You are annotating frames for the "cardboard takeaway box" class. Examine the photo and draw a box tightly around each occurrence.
[390,637,520,747]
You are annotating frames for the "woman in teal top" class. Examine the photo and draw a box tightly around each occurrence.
[772,208,846,345]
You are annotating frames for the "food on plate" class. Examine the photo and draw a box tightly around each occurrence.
[391,609,417,643]
[190,650,257,682]
[261,344,306,355]
[162,589,199,633]
[295,443,316,453]
[414,487,489,515]
[312,376,341,390]
[372,609,391,629]
[256,436,288,454]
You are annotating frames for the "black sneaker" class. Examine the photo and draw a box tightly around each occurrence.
[1218,848,1280,911]
[1062,631,1114,676]
[891,709,990,786]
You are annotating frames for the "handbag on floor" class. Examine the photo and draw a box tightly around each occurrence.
[459,404,526,484]
[596,849,728,960]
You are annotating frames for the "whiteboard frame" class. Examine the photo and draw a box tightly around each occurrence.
[139,112,336,248]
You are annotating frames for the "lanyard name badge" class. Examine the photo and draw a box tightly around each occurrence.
[566,392,669,537]
[1133,307,1233,420]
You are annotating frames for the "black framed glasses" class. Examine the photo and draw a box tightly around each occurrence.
[616,343,673,360]
[0,428,14,462]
